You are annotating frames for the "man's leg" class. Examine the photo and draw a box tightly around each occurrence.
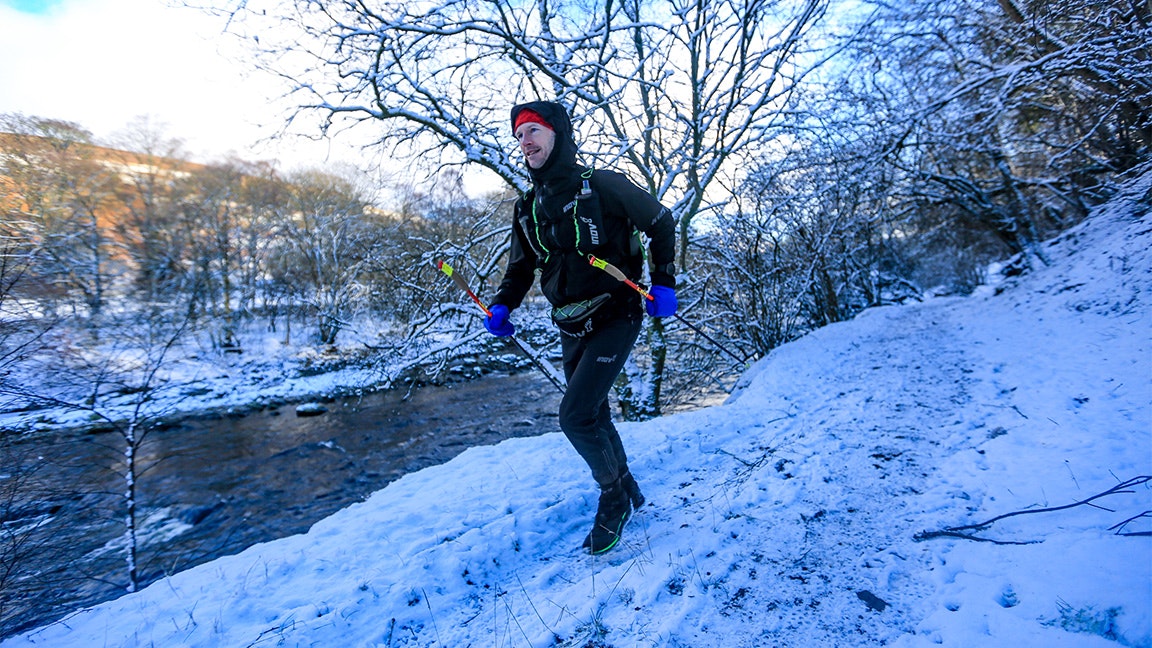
[558,316,642,486]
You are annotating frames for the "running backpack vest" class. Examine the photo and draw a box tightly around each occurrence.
[521,168,641,264]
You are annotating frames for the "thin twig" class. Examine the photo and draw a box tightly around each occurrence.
[515,571,555,636]
[421,588,443,648]
[947,476,1148,532]
[916,476,1150,542]
[1109,510,1152,537]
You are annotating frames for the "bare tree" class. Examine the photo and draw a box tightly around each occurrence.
[708,121,913,359]
[208,0,836,258]
[852,0,1151,264]
[715,0,1150,363]
[192,0,842,415]
[176,159,281,351]
[268,168,380,345]
[1,313,193,597]
[0,189,59,636]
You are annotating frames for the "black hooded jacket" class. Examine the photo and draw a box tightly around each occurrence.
[494,101,677,317]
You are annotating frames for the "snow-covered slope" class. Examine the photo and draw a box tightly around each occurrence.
[6,177,1149,647]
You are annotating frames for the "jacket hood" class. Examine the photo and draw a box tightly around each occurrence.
[511,101,580,187]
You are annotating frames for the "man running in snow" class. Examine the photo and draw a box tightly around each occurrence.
[484,100,678,555]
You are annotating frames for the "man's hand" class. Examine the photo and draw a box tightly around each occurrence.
[484,304,516,336]
[645,286,677,318]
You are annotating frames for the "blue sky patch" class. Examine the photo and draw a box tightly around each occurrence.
[2,0,66,14]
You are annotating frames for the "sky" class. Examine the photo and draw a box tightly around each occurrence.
[1,167,1148,646]
[0,0,370,170]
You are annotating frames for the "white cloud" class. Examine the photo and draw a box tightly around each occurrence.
[0,0,507,194]
[0,0,355,168]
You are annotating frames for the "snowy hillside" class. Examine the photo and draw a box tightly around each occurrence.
[5,176,1149,647]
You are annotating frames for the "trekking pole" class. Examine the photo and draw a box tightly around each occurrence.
[436,260,567,393]
[587,255,750,365]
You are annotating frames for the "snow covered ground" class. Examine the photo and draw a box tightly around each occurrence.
[5,177,1150,646]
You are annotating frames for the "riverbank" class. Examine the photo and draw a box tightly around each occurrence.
[1,320,555,435]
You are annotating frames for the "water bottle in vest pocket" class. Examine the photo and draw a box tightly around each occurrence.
[569,170,606,255]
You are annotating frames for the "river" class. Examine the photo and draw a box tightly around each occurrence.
[1,371,561,639]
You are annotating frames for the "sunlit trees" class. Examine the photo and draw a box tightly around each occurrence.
[177,160,248,350]
[107,117,198,305]
[0,115,122,318]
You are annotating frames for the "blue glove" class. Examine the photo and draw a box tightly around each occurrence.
[645,285,677,318]
[484,304,516,336]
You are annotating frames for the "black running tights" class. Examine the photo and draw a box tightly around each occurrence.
[558,315,643,487]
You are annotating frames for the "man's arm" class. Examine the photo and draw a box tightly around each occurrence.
[492,202,538,308]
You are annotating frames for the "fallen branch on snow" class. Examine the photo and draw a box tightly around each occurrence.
[1110,510,1152,537]
[915,475,1151,544]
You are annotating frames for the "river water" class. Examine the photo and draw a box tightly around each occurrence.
[2,371,561,639]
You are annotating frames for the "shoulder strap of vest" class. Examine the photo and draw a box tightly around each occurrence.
[523,188,552,263]
[582,167,645,263]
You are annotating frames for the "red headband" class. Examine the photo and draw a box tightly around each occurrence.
[513,108,554,133]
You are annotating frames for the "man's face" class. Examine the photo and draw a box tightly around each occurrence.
[515,122,556,169]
